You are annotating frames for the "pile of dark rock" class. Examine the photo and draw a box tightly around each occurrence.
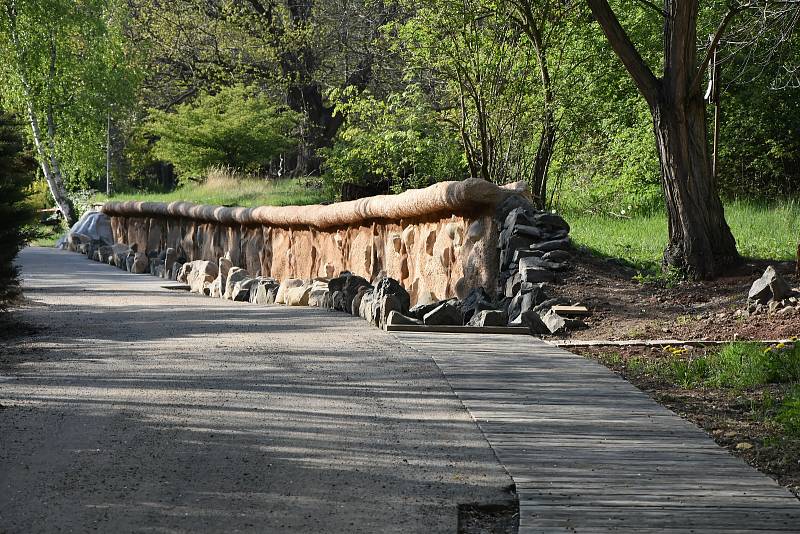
[743,265,800,317]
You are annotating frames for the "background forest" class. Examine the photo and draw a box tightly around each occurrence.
[1,0,799,278]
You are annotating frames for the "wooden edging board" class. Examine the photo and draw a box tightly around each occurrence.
[383,325,795,346]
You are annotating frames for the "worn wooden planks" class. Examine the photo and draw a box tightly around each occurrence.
[393,332,800,533]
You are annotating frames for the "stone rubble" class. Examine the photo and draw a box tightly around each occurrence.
[743,265,800,317]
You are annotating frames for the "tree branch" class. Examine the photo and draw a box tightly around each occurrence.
[587,0,660,106]
[689,6,743,96]
[631,0,668,17]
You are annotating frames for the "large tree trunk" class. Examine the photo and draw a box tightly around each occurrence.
[587,0,740,279]
[652,94,738,278]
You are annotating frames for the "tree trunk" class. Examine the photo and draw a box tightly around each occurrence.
[24,101,77,226]
[587,0,740,279]
[651,93,738,279]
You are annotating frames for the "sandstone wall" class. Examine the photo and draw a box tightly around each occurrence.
[103,179,526,305]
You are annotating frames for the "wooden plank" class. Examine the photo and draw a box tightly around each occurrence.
[393,331,800,532]
[385,324,530,334]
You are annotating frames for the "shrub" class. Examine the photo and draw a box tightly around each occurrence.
[147,85,300,183]
[0,111,35,309]
[321,87,466,197]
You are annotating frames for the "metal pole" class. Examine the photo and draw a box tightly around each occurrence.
[106,112,111,196]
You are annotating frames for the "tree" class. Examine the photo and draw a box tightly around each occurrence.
[147,85,300,181]
[585,0,749,279]
[0,0,135,225]
[0,110,34,309]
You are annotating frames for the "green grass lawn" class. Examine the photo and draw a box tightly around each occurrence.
[93,176,329,208]
[565,199,800,273]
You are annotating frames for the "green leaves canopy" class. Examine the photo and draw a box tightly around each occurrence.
[146,85,300,181]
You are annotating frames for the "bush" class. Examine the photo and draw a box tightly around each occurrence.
[147,85,300,183]
[321,87,466,197]
[0,111,35,309]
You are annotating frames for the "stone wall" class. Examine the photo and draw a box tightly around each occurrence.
[102,179,526,305]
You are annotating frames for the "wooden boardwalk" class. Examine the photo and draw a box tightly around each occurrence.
[393,332,800,533]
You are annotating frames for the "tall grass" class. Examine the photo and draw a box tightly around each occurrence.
[564,199,800,272]
[94,167,330,208]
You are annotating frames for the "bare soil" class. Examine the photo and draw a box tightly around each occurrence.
[551,250,800,341]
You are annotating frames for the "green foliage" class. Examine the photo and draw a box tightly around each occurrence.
[775,385,800,436]
[0,0,138,189]
[0,111,35,309]
[321,87,466,195]
[147,86,300,183]
[661,343,800,389]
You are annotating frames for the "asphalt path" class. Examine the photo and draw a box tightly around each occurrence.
[0,247,511,533]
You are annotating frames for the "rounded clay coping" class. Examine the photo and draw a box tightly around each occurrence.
[101,179,527,229]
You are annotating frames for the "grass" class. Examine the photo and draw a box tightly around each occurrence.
[93,169,330,208]
[564,199,800,273]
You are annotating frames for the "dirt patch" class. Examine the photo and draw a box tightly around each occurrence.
[572,345,800,498]
[457,493,519,534]
[550,250,800,341]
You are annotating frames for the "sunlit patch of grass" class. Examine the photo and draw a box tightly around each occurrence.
[563,199,800,275]
[94,167,330,208]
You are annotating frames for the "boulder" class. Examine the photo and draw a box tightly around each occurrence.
[223,267,251,300]
[423,303,463,326]
[285,284,312,306]
[164,248,178,278]
[231,277,257,302]
[532,297,569,315]
[371,278,410,325]
[275,278,304,305]
[308,281,329,307]
[386,311,423,326]
[748,265,792,304]
[96,245,114,264]
[461,287,494,323]
[408,301,443,320]
[178,260,218,294]
[530,237,571,252]
[351,286,369,316]
[131,252,149,274]
[519,256,557,283]
[376,295,404,327]
[530,211,570,233]
[250,278,280,305]
[359,289,375,323]
[508,283,549,322]
[542,249,570,263]
[541,309,567,334]
[342,276,371,313]
[467,309,508,327]
[520,310,550,335]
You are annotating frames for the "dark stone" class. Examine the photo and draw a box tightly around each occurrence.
[461,287,495,323]
[342,276,372,313]
[512,224,546,240]
[531,212,570,233]
[386,311,422,326]
[423,303,463,326]
[530,237,571,252]
[512,249,545,264]
[351,286,369,316]
[504,271,522,298]
[519,257,557,283]
[408,301,443,320]
[520,310,550,335]
[467,309,508,327]
[495,196,535,226]
[533,297,569,315]
[542,249,570,263]
[371,278,410,325]
[332,291,347,311]
[231,278,256,301]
